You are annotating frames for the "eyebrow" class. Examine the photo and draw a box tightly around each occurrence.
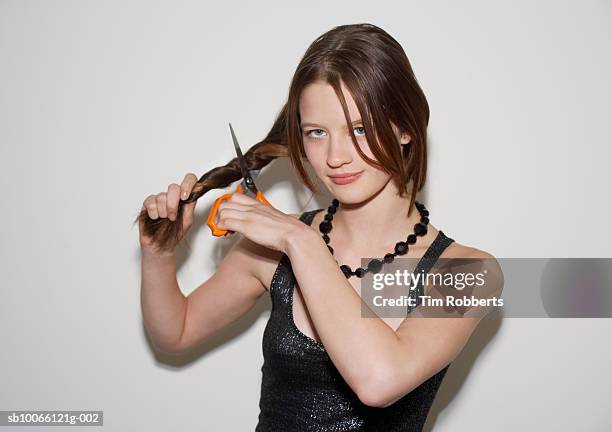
[300,119,363,129]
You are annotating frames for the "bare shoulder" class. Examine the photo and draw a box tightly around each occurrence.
[234,212,302,292]
[440,238,497,260]
[439,238,503,294]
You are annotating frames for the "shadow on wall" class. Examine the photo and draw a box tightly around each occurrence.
[423,311,504,431]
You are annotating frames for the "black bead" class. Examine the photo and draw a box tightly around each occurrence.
[319,221,332,234]
[414,223,427,236]
[395,241,408,255]
[384,253,395,263]
[367,259,383,273]
[318,196,433,280]
[340,265,353,278]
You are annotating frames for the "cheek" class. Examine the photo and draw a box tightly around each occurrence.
[359,136,380,161]
[371,169,392,183]
[303,143,324,166]
[362,155,393,184]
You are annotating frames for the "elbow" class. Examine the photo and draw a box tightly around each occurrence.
[357,389,387,409]
[156,342,185,355]
[355,366,397,408]
[151,334,188,355]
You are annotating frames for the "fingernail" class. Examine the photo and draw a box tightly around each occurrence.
[182,191,187,199]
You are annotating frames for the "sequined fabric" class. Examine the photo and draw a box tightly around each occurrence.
[255,209,456,432]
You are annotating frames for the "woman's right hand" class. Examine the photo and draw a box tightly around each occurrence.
[138,172,199,255]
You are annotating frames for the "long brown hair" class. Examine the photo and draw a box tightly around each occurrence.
[134,23,430,253]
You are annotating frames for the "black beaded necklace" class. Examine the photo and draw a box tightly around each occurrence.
[318,198,430,279]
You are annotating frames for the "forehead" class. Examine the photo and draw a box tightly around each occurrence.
[299,80,361,126]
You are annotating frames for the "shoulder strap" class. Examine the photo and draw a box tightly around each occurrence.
[299,209,323,226]
[408,230,455,313]
[415,230,455,274]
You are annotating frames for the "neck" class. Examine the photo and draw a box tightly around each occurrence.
[331,184,422,252]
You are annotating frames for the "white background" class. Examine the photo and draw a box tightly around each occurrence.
[1,0,610,430]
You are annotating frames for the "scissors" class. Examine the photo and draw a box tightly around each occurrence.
[207,123,272,237]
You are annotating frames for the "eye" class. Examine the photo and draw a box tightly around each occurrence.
[354,126,366,137]
[304,129,326,139]
[303,127,366,139]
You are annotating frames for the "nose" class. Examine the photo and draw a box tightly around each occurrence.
[326,133,353,168]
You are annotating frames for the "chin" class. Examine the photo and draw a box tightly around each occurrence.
[326,175,391,206]
[327,185,376,206]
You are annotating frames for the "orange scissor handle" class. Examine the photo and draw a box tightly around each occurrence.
[207,183,272,237]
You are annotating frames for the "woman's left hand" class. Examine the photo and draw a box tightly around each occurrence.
[215,192,313,253]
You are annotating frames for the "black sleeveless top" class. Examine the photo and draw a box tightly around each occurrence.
[255,209,456,432]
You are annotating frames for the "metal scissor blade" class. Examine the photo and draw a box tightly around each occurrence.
[229,122,258,195]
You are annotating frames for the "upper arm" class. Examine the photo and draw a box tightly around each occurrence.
[174,234,271,353]
[174,213,302,353]
[376,247,503,407]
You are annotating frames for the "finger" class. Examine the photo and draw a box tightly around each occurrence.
[155,193,168,219]
[143,195,159,219]
[166,183,181,221]
[218,202,261,229]
[218,201,254,213]
[217,215,247,233]
[229,192,259,205]
[230,192,276,215]
[180,172,198,200]
[182,199,196,229]
[218,208,250,221]
[217,208,250,230]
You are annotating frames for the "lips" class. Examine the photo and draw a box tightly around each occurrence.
[329,171,364,178]
[329,170,364,185]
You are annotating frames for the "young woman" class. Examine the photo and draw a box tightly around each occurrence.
[136,23,502,431]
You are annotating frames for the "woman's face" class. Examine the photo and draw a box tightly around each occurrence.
[299,79,410,205]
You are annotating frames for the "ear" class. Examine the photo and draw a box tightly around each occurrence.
[399,131,411,146]
[391,122,412,146]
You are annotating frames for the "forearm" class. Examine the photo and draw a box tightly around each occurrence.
[286,230,402,397]
[140,250,187,353]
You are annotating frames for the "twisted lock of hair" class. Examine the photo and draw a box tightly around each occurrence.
[133,105,290,254]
